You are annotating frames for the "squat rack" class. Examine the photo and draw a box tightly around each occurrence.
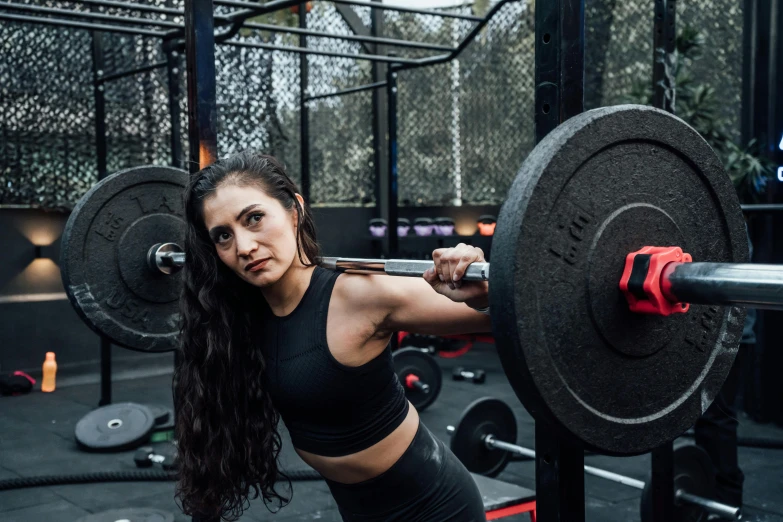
[0,1,765,521]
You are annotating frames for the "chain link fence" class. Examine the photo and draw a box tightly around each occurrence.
[1,0,745,210]
[585,0,744,144]
[0,12,96,209]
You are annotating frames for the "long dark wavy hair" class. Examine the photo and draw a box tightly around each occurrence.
[174,152,320,520]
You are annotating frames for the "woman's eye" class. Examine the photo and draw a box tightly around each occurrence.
[249,213,263,225]
[217,232,231,244]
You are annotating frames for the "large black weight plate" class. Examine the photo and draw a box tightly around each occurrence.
[75,508,175,522]
[450,397,517,477]
[640,444,716,522]
[490,105,748,455]
[75,402,155,451]
[393,348,442,411]
[61,165,188,352]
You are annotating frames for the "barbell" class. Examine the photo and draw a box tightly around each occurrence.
[446,398,741,522]
[60,104,783,455]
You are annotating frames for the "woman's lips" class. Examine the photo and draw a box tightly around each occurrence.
[246,258,270,272]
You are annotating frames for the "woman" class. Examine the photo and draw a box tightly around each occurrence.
[175,151,493,521]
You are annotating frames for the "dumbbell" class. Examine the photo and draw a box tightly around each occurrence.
[446,397,741,522]
[452,367,486,384]
[392,348,442,412]
[133,445,178,471]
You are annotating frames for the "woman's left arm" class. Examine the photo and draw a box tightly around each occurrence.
[375,244,493,336]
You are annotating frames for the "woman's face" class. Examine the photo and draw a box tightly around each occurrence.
[202,182,301,287]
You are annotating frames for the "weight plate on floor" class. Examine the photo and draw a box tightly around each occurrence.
[450,397,517,477]
[75,402,155,451]
[490,105,748,455]
[147,404,172,426]
[392,348,442,411]
[75,507,174,522]
[60,165,188,353]
[640,444,717,522]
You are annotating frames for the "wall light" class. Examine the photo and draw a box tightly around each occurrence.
[32,237,61,262]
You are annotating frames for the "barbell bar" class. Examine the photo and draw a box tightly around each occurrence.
[57,106,771,455]
[446,399,741,521]
[148,244,783,313]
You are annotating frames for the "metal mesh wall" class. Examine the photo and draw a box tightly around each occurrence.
[584,0,744,142]
[0,0,178,210]
[0,17,96,209]
[458,1,534,206]
[303,2,374,205]
[677,1,744,143]
[102,32,173,174]
[0,0,745,210]
[393,1,533,207]
[396,2,534,206]
[585,0,653,110]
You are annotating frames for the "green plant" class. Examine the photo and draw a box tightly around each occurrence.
[625,24,775,203]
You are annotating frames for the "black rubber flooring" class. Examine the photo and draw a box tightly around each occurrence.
[1,342,782,521]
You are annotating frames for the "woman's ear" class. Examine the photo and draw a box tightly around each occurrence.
[293,193,305,228]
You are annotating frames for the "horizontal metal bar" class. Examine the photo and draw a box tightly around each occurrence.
[67,0,185,17]
[0,2,180,29]
[319,257,490,281]
[224,40,423,64]
[676,490,742,520]
[484,435,645,489]
[663,262,783,311]
[393,0,517,73]
[222,0,308,24]
[97,60,168,83]
[215,0,483,21]
[486,433,737,519]
[0,292,69,304]
[163,252,186,267]
[0,11,165,37]
[583,464,645,490]
[242,21,454,52]
[304,81,387,102]
[741,204,783,213]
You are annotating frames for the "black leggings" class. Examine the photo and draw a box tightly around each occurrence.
[324,421,486,521]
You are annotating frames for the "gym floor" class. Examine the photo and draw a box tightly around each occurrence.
[2,343,783,522]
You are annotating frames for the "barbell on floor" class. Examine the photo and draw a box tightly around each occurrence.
[446,397,742,522]
[59,104,780,455]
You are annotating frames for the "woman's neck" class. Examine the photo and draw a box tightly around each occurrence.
[262,263,316,317]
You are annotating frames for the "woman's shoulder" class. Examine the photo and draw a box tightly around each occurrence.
[330,272,401,314]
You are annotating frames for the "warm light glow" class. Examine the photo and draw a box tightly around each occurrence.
[200,144,217,169]
[3,259,64,296]
[454,219,477,236]
[16,221,60,247]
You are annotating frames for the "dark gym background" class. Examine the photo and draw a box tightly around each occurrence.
[1,0,783,521]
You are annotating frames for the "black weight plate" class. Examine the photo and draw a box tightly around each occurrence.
[147,403,172,426]
[450,397,517,477]
[75,402,155,451]
[393,348,443,411]
[490,105,748,455]
[640,444,716,522]
[61,165,188,352]
[75,507,175,522]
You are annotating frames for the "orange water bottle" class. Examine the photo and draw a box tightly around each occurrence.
[41,352,57,393]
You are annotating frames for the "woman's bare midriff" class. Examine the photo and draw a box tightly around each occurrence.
[294,403,420,484]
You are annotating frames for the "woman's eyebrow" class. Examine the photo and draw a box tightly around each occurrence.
[208,204,263,238]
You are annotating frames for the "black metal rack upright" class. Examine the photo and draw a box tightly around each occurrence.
[0,0,510,414]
